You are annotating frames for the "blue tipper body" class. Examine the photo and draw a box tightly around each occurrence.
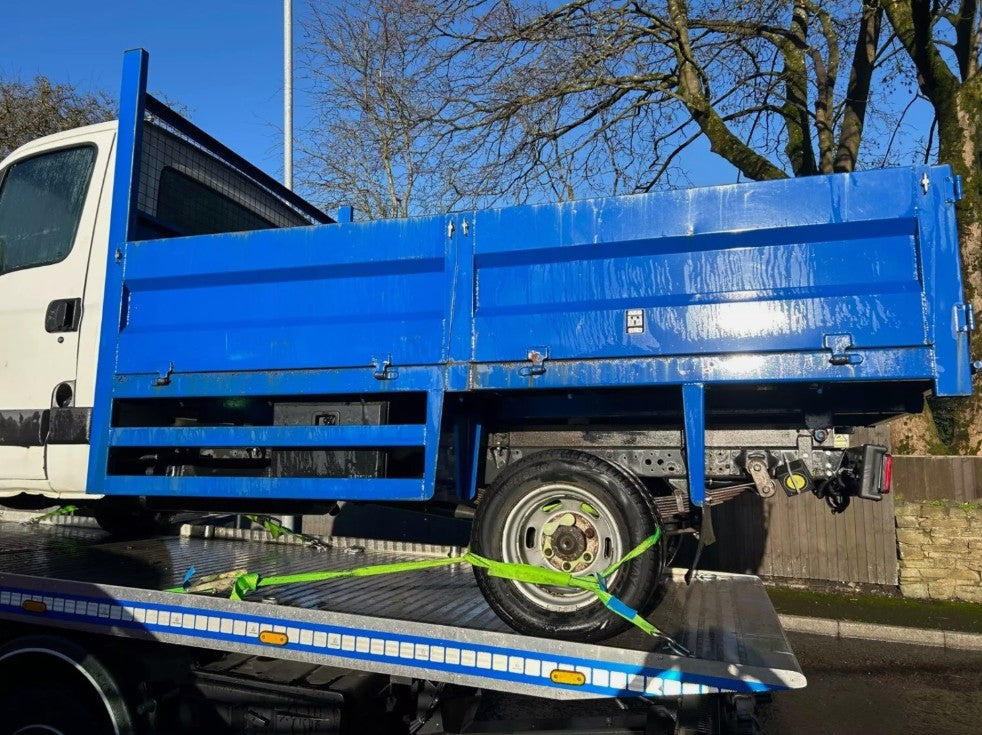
[88,50,974,507]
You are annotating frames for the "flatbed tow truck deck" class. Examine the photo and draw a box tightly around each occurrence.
[0,514,803,733]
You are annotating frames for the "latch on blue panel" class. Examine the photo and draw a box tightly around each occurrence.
[955,303,976,333]
[520,348,549,377]
[372,356,399,381]
[154,362,175,387]
[823,334,863,366]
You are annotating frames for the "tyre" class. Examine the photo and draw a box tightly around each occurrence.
[471,449,665,642]
[93,501,172,537]
[0,635,135,735]
[617,470,671,616]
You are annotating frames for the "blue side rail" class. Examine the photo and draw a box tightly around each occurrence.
[88,49,974,507]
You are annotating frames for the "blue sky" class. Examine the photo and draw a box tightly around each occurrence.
[2,0,741,197]
[3,1,302,182]
[3,1,935,203]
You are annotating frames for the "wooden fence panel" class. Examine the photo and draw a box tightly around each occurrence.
[891,456,980,502]
[708,490,898,586]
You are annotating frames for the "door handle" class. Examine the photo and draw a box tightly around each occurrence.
[45,298,82,333]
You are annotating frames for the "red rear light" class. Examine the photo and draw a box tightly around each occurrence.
[881,454,893,493]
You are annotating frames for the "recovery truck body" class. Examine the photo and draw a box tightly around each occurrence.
[0,511,803,733]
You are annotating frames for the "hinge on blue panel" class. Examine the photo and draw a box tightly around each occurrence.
[823,334,863,366]
[947,175,964,203]
[955,303,976,333]
[520,348,549,377]
[154,362,174,387]
[372,356,399,381]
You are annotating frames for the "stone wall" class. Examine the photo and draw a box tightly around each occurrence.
[896,500,982,604]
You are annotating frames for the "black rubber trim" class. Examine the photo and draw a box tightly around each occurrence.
[0,408,91,446]
[0,410,48,447]
[48,407,92,444]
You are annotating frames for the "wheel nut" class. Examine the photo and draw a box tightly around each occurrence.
[562,562,572,571]
[583,552,593,562]
[584,527,596,539]
[543,547,553,558]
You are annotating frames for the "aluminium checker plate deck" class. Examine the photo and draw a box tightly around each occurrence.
[0,519,805,700]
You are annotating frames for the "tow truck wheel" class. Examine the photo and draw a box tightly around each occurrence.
[471,449,665,642]
[0,635,135,735]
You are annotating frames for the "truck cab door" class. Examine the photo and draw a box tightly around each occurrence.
[0,130,111,485]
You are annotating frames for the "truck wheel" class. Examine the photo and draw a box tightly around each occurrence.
[618,470,671,616]
[471,449,664,642]
[93,502,172,537]
[0,635,135,735]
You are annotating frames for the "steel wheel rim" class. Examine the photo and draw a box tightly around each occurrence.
[500,482,626,612]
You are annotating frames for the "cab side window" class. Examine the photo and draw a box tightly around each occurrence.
[0,146,96,275]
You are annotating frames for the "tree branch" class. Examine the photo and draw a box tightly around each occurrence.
[880,0,960,108]
[667,0,787,180]
[835,0,883,172]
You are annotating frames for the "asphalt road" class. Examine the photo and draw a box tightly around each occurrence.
[474,632,982,734]
[761,632,982,734]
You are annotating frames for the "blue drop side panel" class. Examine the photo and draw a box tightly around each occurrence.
[116,219,450,375]
[472,172,928,363]
[919,172,974,396]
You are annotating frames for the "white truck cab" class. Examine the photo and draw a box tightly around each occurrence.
[0,121,316,507]
[0,123,117,501]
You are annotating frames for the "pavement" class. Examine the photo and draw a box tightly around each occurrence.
[765,585,982,651]
[777,613,982,650]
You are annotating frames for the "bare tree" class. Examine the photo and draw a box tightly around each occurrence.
[436,1,896,190]
[0,76,114,159]
[878,0,982,455]
[300,0,490,218]
[301,0,645,212]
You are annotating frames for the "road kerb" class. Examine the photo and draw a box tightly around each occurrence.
[776,615,837,637]
[944,630,982,652]
[838,620,945,647]
[778,614,982,651]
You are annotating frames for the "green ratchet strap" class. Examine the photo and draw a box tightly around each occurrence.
[243,514,329,549]
[167,528,691,656]
[26,505,78,525]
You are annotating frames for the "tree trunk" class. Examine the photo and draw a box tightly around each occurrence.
[939,82,982,454]
[890,80,982,455]
[879,0,982,455]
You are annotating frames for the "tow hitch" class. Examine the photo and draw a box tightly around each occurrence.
[814,444,892,514]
